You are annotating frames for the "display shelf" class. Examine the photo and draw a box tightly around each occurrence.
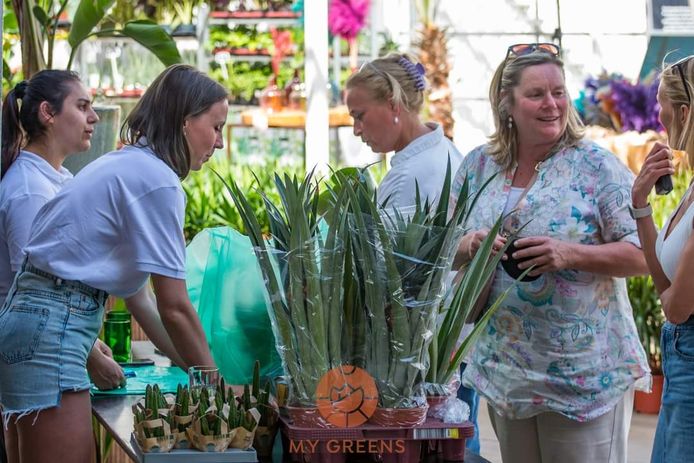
[209,10,300,27]
[239,106,353,129]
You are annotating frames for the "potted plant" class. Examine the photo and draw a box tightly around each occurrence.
[220,169,348,424]
[340,163,473,420]
[219,162,507,429]
[424,214,515,398]
[628,274,664,414]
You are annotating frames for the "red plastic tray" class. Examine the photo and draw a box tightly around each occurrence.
[280,416,473,463]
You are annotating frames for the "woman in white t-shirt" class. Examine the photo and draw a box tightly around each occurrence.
[0,70,125,462]
[631,55,694,463]
[0,64,227,463]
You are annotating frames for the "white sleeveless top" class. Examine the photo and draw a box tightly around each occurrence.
[656,184,694,282]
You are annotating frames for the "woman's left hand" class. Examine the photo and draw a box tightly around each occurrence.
[512,236,575,276]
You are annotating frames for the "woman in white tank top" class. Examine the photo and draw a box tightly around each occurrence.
[631,55,694,463]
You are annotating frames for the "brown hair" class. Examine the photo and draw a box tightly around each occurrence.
[121,64,228,179]
[345,53,426,113]
[1,70,81,178]
[487,52,584,170]
[659,56,694,166]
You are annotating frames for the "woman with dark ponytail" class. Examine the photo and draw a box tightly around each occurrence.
[0,71,124,463]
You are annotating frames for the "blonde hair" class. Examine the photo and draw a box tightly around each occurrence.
[660,56,694,166]
[345,53,426,113]
[487,52,584,170]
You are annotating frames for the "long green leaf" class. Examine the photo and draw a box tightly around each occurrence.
[67,0,114,49]
[119,20,182,67]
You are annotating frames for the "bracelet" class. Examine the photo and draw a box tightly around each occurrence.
[628,203,653,219]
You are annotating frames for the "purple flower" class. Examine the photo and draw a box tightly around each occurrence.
[609,78,662,133]
[575,71,663,133]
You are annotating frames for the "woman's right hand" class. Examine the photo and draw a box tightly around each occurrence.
[87,340,126,390]
[632,141,675,207]
[459,229,507,261]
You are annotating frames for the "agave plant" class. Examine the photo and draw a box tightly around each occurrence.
[425,214,516,395]
[219,170,348,407]
[218,159,507,410]
[338,160,500,408]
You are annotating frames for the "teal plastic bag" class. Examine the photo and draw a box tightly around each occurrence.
[186,226,283,384]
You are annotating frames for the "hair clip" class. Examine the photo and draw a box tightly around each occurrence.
[398,57,426,91]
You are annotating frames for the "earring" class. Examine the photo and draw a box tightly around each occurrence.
[394,116,399,124]
[507,116,513,129]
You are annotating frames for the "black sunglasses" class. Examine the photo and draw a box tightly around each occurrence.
[673,56,693,104]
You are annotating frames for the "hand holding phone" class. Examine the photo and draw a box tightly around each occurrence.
[655,174,673,195]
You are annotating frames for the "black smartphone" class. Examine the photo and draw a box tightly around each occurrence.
[118,358,154,367]
[655,174,673,195]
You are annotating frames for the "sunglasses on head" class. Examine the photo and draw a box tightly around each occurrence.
[672,56,693,104]
[497,43,561,97]
[506,43,561,59]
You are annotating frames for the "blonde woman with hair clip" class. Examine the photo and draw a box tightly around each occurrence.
[345,52,475,449]
[451,43,650,463]
[631,54,694,463]
[344,53,463,213]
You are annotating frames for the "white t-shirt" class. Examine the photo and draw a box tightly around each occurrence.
[25,144,187,297]
[0,151,72,305]
[377,122,463,213]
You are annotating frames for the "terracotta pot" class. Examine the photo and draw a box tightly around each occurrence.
[426,395,449,419]
[369,406,428,427]
[284,405,329,428]
[426,395,448,408]
[634,373,664,414]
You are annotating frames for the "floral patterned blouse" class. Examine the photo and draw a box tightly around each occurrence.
[452,140,650,422]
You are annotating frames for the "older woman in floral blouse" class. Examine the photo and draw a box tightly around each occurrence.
[452,44,650,463]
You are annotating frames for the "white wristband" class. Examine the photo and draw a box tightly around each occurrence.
[628,203,653,219]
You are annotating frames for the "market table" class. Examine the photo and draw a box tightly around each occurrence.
[91,342,490,463]
[91,341,171,462]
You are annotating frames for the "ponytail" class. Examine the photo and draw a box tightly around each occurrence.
[1,82,27,179]
[0,71,81,179]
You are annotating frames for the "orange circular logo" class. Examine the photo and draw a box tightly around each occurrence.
[315,365,378,427]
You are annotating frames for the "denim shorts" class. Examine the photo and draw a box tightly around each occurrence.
[651,317,694,463]
[0,261,107,426]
